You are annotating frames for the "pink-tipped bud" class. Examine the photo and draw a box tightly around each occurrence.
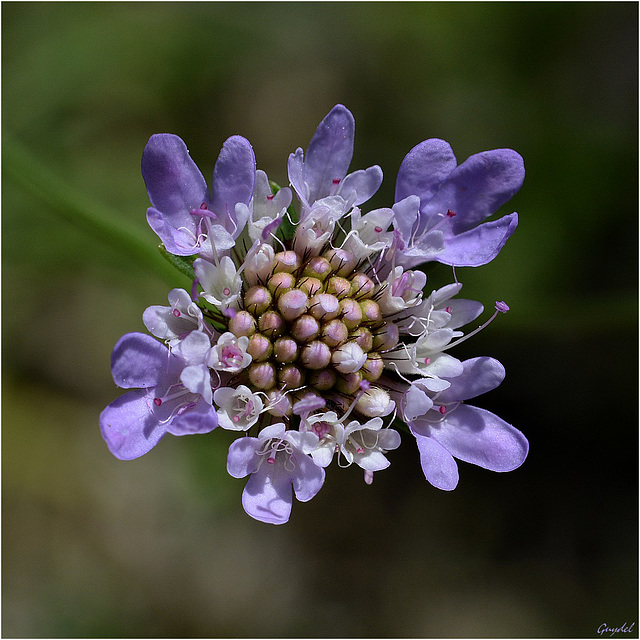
[356,386,394,417]
[372,322,399,351]
[495,301,510,313]
[291,314,320,343]
[297,276,323,297]
[278,288,308,321]
[267,271,296,299]
[300,340,332,370]
[362,354,384,382]
[359,299,382,326]
[258,310,285,339]
[266,389,292,417]
[325,276,351,299]
[335,371,364,395]
[243,245,275,286]
[339,298,363,330]
[331,341,367,374]
[273,337,298,363]
[321,319,348,348]
[244,286,272,316]
[303,256,332,281]
[248,362,276,390]
[279,365,305,390]
[228,310,257,337]
[350,273,375,299]
[350,326,373,352]
[308,369,337,391]
[308,293,340,321]
[323,248,357,277]
[246,333,272,362]
[273,250,301,274]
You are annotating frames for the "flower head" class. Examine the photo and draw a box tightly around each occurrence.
[101,104,528,523]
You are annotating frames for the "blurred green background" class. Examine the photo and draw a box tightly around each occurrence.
[2,2,637,637]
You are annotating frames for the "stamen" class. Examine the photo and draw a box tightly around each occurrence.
[442,301,508,351]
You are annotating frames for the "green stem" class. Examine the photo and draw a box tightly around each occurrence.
[2,134,186,285]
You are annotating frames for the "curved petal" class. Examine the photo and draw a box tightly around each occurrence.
[430,404,529,472]
[423,148,524,233]
[402,384,434,422]
[445,298,485,329]
[340,165,383,206]
[395,138,457,205]
[303,104,355,204]
[291,454,325,502]
[242,467,292,525]
[412,429,459,491]
[438,357,505,404]
[142,134,209,219]
[436,213,518,267]
[227,436,261,478]
[180,364,212,405]
[391,195,421,241]
[99,389,166,460]
[166,398,218,435]
[210,135,256,224]
[111,332,169,389]
[146,207,201,257]
[287,147,307,204]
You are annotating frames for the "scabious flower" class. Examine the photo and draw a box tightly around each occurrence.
[101,104,529,524]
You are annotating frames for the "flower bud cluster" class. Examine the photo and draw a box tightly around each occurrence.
[227,248,396,420]
[100,103,529,526]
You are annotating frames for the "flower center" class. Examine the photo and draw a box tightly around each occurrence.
[227,247,395,418]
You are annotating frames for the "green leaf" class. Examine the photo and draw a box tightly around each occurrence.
[2,134,186,286]
[158,245,196,281]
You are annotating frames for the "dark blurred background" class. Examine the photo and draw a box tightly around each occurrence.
[2,2,637,637]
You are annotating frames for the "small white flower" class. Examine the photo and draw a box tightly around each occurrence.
[213,385,264,431]
[207,332,252,373]
[293,196,348,256]
[377,266,427,315]
[341,417,401,471]
[246,170,292,243]
[194,256,242,311]
[342,207,394,259]
[143,288,204,346]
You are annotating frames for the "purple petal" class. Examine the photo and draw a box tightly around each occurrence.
[412,429,459,491]
[303,104,355,204]
[423,148,524,234]
[395,138,458,205]
[210,135,256,223]
[340,165,383,206]
[146,207,201,257]
[438,357,505,404]
[242,467,293,525]
[142,134,209,219]
[227,436,261,478]
[166,398,218,435]
[99,389,166,460]
[111,332,169,389]
[290,454,325,502]
[436,213,518,267]
[429,404,529,472]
